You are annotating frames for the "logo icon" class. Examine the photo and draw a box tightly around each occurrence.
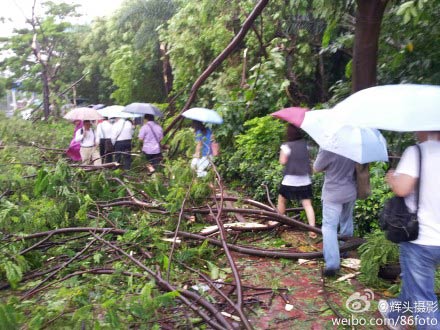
[346,289,374,313]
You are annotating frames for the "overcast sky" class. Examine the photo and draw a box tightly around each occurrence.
[0,0,125,37]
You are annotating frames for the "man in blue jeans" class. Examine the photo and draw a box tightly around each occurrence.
[313,149,357,277]
[380,131,440,330]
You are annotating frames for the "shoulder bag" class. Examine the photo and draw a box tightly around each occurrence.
[379,144,422,243]
[101,123,114,154]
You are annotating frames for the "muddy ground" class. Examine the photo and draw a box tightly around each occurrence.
[215,230,392,330]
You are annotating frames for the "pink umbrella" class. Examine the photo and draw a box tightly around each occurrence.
[270,107,308,127]
[63,107,103,121]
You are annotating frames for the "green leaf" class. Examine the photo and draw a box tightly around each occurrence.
[206,260,219,280]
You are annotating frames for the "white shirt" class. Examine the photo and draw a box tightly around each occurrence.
[96,120,114,143]
[111,119,134,144]
[280,144,312,186]
[74,127,96,147]
[396,140,440,246]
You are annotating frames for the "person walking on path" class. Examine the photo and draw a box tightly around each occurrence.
[277,124,316,238]
[111,118,134,170]
[380,131,440,330]
[96,117,115,164]
[191,120,213,177]
[313,149,356,277]
[74,120,101,166]
[138,114,163,174]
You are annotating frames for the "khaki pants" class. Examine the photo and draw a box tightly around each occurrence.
[80,146,102,165]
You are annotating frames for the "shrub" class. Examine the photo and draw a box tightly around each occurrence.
[224,116,284,200]
[354,162,393,236]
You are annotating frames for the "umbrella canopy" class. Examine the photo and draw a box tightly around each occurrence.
[181,107,223,124]
[63,107,103,121]
[123,103,163,117]
[270,107,308,127]
[271,108,388,164]
[333,84,440,131]
[98,105,142,119]
[304,111,388,163]
[90,104,106,110]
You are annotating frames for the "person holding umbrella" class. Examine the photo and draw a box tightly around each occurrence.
[313,149,357,277]
[74,120,101,165]
[181,107,223,178]
[64,106,104,164]
[111,117,134,170]
[191,120,213,177]
[96,117,115,164]
[138,114,163,174]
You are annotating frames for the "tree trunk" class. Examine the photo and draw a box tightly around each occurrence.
[163,0,270,136]
[160,42,173,97]
[41,66,51,119]
[352,0,388,92]
[352,0,389,199]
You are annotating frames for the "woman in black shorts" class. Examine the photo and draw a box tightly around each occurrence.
[277,124,316,238]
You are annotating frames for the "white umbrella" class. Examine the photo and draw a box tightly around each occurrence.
[98,105,142,119]
[333,84,440,131]
[123,103,163,117]
[63,107,103,121]
[271,108,389,164]
[182,107,223,124]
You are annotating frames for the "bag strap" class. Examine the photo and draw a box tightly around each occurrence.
[99,123,105,139]
[147,122,160,144]
[115,120,126,142]
[414,144,422,216]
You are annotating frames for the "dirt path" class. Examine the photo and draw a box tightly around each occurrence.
[224,230,390,329]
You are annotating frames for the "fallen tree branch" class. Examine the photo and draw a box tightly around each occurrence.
[70,162,120,171]
[211,165,253,330]
[188,207,322,236]
[178,261,239,318]
[167,183,192,281]
[172,231,365,259]
[19,232,55,255]
[89,232,233,330]
[213,195,284,212]
[199,221,279,236]
[164,0,270,136]
[12,227,125,241]
[21,232,105,299]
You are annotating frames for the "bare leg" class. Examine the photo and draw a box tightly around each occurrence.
[277,194,287,215]
[269,194,287,226]
[301,199,317,238]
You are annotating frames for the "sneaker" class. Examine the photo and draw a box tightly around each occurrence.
[378,299,404,330]
[323,268,339,277]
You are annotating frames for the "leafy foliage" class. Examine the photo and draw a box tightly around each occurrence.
[2,0,440,327]
[358,230,400,288]
[225,116,284,200]
[354,162,393,236]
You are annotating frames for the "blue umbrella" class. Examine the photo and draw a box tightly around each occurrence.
[300,109,389,164]
[182,107,223,124]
